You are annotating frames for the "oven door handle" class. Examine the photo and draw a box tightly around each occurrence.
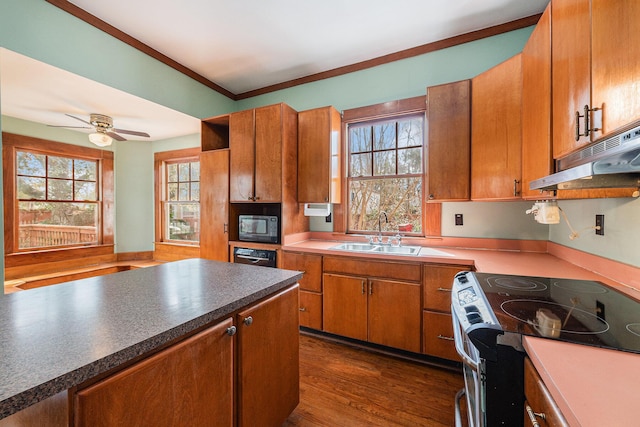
[451,308,479,371]
[236,254,270,263]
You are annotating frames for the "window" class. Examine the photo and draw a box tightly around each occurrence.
[3,132,114,254]
[164,159,200,242]
[17,151,99,249]
[346,114,424,234]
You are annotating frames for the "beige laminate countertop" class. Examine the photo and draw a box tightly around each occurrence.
[283,239,640,426]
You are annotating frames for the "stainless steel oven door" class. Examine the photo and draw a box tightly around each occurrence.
[452,309,485,427]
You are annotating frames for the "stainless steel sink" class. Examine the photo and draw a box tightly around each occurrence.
[329,243,452,257]
[330,243,377,252]
[372,245,420,255]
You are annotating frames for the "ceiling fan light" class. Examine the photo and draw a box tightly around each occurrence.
[88,132,113,147]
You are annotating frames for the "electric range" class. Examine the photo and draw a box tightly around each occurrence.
[451,271,640,427]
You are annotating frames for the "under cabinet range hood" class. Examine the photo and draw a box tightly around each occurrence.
[530,123,640,191]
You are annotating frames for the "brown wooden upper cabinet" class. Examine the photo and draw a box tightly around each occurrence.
[426,80,471,201]
[521,4,554,200]
[471,54,523,200]
[229,103,297,202]
[297,106,342,204]
[552,0,640,159]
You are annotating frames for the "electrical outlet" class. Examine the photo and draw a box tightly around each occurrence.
[455,214,463,226]
[595,214,604,235]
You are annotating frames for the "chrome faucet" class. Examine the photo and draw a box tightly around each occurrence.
[378,211,388,244]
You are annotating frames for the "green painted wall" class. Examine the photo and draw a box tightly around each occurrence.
[237,28,533,112]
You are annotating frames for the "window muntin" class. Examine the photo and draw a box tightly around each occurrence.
[16,150,99,249]
[347,115,424,234]
[165,160,200,242]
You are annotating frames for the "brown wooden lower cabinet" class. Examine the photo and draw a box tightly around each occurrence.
[299,290,322,330]
[422,264,470,360]
[74,318,235,427]
[323,272,421,353]
[72,285,299,427]
[237,285,299,427]
[524,357,569,427]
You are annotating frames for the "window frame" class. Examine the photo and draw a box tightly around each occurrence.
[154,147,201,246]
[337,96,428,236]
[2,132,114,256]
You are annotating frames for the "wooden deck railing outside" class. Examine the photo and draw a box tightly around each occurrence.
[19,224,97,249]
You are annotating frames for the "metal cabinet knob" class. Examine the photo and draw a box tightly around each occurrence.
[243,316,253,326]
[299,307,307,312]
[226,326,237,336]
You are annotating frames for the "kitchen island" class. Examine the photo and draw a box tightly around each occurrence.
[0,258,302,425]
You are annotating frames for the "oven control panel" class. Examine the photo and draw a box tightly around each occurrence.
[452,271,499,330]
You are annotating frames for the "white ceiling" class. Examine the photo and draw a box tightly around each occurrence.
[2,1,549,143]
[68,0,549,94]
[0,48,201,142]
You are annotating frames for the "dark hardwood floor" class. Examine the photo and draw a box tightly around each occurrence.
[283,334,465,426]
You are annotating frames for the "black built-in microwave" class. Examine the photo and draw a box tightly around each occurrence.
[238,215,279,243]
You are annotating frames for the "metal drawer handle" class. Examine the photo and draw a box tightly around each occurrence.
[525,404,546,427]
[437,287,452,292]
[437,334,454,341]
[299,307,307,312]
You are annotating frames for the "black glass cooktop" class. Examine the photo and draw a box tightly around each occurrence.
[473,272,640,354]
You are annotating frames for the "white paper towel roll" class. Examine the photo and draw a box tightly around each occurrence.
[304,203,331,216]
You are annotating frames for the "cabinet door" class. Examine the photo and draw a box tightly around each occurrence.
[281,252,322,292]
[237,285,299,427]
[323,273,368,341]
[229,109,255,202]
[591,0,640,136]
[552,0,591,158]
[75,319,234,427]
[368,278,421,353]
[200,150,229,261]
[471,54,522,200]
[298,106,342,203]
[522,5,555,200]
[299,290,323,330]
[254,104,282,202]
[426,80,471,201]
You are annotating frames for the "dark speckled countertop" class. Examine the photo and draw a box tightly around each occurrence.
[0,258,302,419]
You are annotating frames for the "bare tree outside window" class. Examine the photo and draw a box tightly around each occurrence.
[348,115,423,234]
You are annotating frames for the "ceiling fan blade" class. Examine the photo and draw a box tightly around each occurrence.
[106,132,127,141]
[47,125,92,129]
[65,114,92,126]
[112,128,150,138]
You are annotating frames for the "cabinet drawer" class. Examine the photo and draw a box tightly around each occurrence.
[323,256,421,282]
[423,264,469,311]
[299,291,322,330]
[524,358,569,427]
[282,252,322,292]
[422,311,459,361]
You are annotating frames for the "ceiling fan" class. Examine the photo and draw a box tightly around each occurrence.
[50,113,150,147]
